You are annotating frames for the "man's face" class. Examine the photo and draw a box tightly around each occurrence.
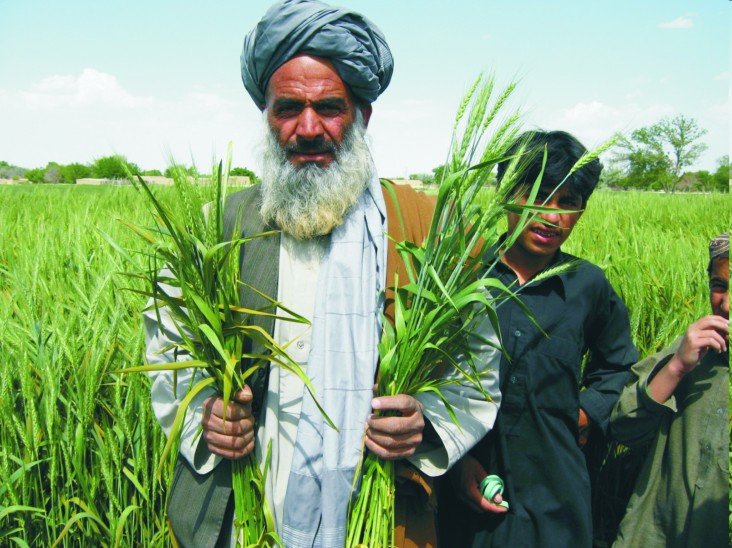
[506,185,584,259]
[709,257,729,320]
[265,55,365,169]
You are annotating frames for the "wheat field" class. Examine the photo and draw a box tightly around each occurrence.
[0,184,729,545]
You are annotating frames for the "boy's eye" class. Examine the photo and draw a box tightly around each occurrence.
[560,197,582,208]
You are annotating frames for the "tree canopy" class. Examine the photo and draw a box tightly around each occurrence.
[614,115,708,193]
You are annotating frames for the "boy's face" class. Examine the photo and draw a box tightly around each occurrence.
[709,257,729,320]
[507,185,584,259]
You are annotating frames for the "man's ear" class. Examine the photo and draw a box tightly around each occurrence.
[360,104,373,128]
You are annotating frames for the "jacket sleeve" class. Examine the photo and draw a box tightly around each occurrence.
[143,270,221,474]
[610,341,680,449]
[579,276,639,433]
[408,313,502,476]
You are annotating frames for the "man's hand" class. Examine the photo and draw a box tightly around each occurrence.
[365,395,425,460]
[451,455,509,514]
[668,315,729,376]
[201,386,255,460]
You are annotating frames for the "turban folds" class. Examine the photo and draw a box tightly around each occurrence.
[709,232,729,261]
[240,0,393,107]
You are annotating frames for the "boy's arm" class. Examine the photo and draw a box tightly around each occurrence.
[579,280,639,433]
[609,342,680,449]
[611,315,728,448]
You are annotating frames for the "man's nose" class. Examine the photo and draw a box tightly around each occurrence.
[295,107,325,140]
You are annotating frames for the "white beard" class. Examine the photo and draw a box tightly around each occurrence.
[259,114,374,240]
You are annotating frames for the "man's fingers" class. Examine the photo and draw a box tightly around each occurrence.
[365,427,422,451]
[364,437,417,460]
[202,414,254,436]
[203,397,252,421]
[234,386,254,404]
[207,438,255,460]
[367,413,423,437]
[203,429,255,451]
[371,394,421,415]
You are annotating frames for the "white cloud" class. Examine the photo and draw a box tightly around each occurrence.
[21,68,153,109]
[0,68,262,171]
[658,16,693,29]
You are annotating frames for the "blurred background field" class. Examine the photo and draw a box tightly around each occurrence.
[0,184,729,545]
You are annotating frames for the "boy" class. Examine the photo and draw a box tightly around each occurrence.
[440,130,638,547]
[610,233,729,547]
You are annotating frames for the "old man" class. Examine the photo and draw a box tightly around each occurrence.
[144,1,501,546]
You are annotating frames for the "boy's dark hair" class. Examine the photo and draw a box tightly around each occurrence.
[497,130,602,204]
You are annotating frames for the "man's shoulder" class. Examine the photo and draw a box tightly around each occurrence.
[226,184,262,208]
[224,184,264,238]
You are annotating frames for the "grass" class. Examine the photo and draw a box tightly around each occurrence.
[0,182,729,545]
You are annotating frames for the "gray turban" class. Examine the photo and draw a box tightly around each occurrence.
[240,0,393,107]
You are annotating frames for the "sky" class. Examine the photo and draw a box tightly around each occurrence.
[0,0,728,177]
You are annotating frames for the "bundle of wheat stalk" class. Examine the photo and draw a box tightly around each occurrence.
[109,145,332,547]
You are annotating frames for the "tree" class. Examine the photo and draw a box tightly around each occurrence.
[43,162,63,184]
[142,169,163,176]
[615,115,708,193]
[432,165,447,185]
[712,155,729,193]
[91,155,141,179]
[24,168,45,184]
[229,166,260,184]
[0,161,26,179]
[597,162,629,190]
[60,162,92,184]
[408,172,435,185]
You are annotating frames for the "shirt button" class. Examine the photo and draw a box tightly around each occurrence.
[296,340,305,349]
[514,330,521,337]
[510,375,518,384]
[716,408,724,415]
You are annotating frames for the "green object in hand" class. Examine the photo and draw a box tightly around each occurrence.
[480,475,510,509]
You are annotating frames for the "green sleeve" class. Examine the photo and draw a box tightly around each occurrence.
[609,339,682,449]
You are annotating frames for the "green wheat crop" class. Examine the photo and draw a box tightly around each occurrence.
[0,182,729,545]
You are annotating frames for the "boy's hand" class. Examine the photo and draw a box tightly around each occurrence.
[668,315,729,376]
[451,455,509,514]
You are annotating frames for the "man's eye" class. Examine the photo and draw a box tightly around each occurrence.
[275,104,302,117]
[276,108,299,117]
[316,106,342,116]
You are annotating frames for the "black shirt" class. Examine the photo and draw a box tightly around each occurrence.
[441,245,638,548]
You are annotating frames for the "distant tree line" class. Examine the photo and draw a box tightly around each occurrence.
[0,156,260,185]
[412,115,727,194]
[604,115,728,193]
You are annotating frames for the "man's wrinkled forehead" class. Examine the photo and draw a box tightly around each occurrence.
[264,55,353,106]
